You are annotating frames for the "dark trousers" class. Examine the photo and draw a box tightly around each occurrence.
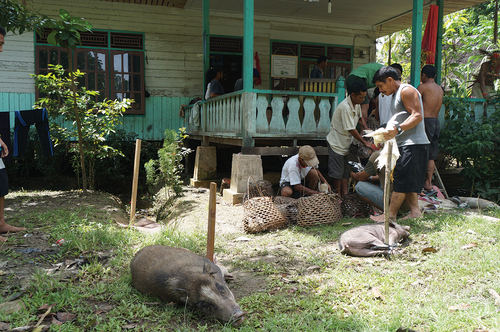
[14,109,53,157]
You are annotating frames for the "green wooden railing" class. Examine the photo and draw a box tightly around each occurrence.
[184,79,347,147]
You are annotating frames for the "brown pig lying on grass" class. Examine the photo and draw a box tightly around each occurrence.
[339,221,410,257]
[130,245,245,327]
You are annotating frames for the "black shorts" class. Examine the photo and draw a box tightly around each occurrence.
[393,144,429,193]
[424,118,440,160]
[328,147,350,180]
[280,181,308,199]
[0,168,8,197]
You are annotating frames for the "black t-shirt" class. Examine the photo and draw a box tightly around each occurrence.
[210,79,225,96]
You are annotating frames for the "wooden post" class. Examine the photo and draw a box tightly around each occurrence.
[207,182,217,262]
[384,141,393,244]
[129,139,142,226]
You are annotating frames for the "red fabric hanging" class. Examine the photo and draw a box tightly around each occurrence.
[421,5,439,65]
[254,52,261,85]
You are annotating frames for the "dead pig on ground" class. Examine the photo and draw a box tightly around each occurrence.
[130,245,245,326]
[338,221,410,257]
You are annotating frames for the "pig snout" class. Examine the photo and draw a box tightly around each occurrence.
[231,309,245,327]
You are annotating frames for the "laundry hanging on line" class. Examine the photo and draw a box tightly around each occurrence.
[14,108,54,157]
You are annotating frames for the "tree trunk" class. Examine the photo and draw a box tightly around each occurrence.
[67,46,87,194]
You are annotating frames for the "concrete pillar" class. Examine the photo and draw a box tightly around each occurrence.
[223,154,263,204]
[190,146,218,188]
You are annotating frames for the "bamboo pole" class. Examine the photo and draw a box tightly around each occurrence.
[384,141,393,244]
[207,182,217,262]
[128,139,142,227]
[495,0,499,46]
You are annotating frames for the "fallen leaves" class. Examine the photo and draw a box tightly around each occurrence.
[421,247,438,253]
[461,243,478,250]
[448,303,471,311]
[371,287,384,300]
[488,288,500,306]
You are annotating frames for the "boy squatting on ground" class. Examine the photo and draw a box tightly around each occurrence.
[0,26,27,242]
[279,145,331,198]
[370,66,430,222]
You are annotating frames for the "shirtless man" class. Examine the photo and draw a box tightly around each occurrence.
[0,26,27,242]
[417,65,443,192]
[370,66,429,222]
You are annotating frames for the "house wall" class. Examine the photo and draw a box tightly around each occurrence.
[0,0,376,140]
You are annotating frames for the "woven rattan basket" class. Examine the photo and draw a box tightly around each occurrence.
[273,196,298,225]
[243,180,274,203]
[243,196,287,233]
[297,193,342,227]
[341,192,372,218]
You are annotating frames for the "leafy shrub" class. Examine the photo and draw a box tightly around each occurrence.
[440,96,500,202]
[144,128,192,220]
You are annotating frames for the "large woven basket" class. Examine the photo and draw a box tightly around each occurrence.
[273,196,298,225]
[341,192,372,218]
[243,196,287,233]
[297,193,342,227]
[243,180,274,203]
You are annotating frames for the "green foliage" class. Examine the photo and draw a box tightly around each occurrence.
[0,0,45,35]
[145,128,192,197]
[440,95,500,202]
[32,64,132,189]
[41,9,92,49]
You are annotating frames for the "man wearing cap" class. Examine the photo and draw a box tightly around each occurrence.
[279,145,330,198]
[310,55,328,79]
[327,80,372,197]
[234,68,261,91]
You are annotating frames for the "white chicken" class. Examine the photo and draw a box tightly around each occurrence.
[363,112,406,173]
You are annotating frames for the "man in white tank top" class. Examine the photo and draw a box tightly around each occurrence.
[370,66,430,223]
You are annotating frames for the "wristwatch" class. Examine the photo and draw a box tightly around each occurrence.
[395,124,403,134]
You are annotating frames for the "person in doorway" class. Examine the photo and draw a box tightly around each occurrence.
[310,55,328,78]
[206,66,225,99]
[0,26,27,242]
[326,81,371,197]
[418,65,443,193]
[234,68,260,91]
[279,145,330,198]
[370,66,430,223]
[204,68,216,100]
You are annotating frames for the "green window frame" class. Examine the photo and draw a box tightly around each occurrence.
[35,29,145,115]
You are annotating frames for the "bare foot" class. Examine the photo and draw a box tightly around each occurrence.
[370,213,396,222]
[0,224,27,234]
[370,214,385,222]
[400,211,422,220]
[0,235,6,242]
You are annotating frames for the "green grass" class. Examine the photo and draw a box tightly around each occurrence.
[1,194,499,331]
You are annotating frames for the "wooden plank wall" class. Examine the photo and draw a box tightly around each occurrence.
[0,92,191,141]
[0,0,376,141]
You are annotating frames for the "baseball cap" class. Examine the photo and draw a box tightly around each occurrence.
[253,68,260,78]
[298,145,319,167]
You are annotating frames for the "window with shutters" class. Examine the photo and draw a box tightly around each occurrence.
[35,29,145,115]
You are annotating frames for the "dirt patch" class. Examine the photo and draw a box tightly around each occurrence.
[0,187,268,302]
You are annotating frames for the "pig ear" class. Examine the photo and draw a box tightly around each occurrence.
[203,259,219,276]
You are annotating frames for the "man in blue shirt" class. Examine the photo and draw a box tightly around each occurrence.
[310,55,328,78]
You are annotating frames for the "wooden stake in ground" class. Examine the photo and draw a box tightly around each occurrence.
[207,182,217,262]
[129,139,142,227]
[384,141,393,244]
